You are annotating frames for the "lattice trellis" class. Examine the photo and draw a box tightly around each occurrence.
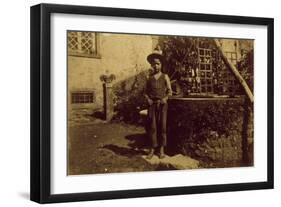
[163,37,249,96]
[67,31,97,56]
[198,48,213,94]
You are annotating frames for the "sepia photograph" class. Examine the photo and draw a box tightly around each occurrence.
[67,31,254,175]
[30,3,274,203]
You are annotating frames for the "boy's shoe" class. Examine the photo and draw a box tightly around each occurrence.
[159,153,166,159]
[146,149,154,159]
[159,146,166,159]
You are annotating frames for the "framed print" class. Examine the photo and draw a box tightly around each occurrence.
[30,3,274,203]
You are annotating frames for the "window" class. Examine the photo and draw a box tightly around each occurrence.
[71,91,95,104]
[221,52,238,95]
[225,51,237,66]
[241,49,249,59]
[67,31,100,58]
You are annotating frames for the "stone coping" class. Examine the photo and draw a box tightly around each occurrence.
[168,96,245,101]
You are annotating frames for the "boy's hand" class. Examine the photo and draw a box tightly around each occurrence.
[160,97,168,104]
[147,98,153,105]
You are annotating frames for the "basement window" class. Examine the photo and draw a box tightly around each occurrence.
[71,91,95,104]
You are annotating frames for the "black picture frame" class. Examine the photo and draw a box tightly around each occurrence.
[30,3,274,204]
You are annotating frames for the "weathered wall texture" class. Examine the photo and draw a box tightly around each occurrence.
[68,33,153,111]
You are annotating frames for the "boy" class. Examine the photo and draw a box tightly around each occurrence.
[144,51,172,159]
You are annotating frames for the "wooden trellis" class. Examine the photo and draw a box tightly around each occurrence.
[166,37,249,97]
[198,48,213,94]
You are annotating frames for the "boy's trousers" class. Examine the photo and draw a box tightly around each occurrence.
[147,102,167,148]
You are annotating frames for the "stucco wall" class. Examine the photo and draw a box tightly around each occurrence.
[68,33,153,111]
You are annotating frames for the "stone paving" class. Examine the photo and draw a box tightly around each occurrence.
[142,154,199,170]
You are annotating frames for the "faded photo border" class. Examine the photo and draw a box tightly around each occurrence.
[50,13,268,195]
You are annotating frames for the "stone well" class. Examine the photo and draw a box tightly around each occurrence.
[166,96,253,166]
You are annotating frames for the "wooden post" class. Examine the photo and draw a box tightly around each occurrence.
[214,39,254,165]
[241,98,252,165]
